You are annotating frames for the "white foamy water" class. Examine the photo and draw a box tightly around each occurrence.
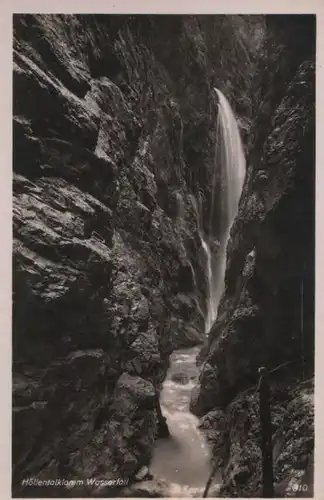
[150,347,217,496]
[201,236,214,334]
[200,88,246,333]
[212,88,246,238]
[149,90,246,496]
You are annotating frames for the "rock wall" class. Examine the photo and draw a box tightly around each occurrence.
[191,15,315,497]
[12,14,261,496]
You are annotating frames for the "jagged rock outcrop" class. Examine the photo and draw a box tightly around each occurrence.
[191,15,315,497]
[12,14,261,496]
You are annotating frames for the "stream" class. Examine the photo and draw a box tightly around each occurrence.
[149,88,245,496]
[150,346,217,497]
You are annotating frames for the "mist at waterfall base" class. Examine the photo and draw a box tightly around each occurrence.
[150,89,246,495]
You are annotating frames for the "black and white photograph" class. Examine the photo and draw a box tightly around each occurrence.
[12,10,315,498]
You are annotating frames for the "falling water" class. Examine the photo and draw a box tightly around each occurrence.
[149,90,246,496]
[201,238,214,332]
[203,88,246,332]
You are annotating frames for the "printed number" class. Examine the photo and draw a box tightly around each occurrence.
[290,483,308,493]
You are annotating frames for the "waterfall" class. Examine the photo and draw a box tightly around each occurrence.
[150,91,246,495]
[202,88,246,333]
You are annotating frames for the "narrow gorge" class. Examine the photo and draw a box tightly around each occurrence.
[12,14,315,498]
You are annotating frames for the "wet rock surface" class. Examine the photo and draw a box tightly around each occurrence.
[13,14,314,498]
[12,14,261,496]
[191,15,315,497]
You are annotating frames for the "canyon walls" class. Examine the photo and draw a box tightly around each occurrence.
[191,14,315,497]
[12,14,261,496]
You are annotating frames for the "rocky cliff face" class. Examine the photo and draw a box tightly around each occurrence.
[12,14,261,497]
[191,15,315,497]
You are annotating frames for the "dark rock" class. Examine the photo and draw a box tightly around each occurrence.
[13,50,100,151]
[156,416,170,439]
[12,12,266,495]
[171,372,190,385]
[155,396,170,439]
[192,14,315,497]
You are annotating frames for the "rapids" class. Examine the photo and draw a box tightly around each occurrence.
[150,346,219,496]
[150,88,246,496]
